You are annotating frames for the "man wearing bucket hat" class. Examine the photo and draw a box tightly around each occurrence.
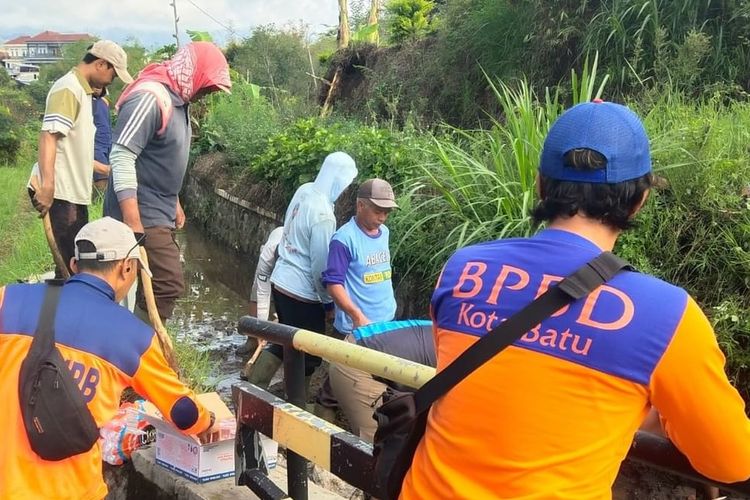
[0,217,216,499]
[29,40,133,279]
[400,101,750,498]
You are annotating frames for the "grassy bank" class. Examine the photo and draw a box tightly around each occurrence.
[0,146,52,283]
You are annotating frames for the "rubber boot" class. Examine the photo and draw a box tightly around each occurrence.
[236,336,256,355]
[134,305,169,329]
[244,350,282,389]
[313,403,337,423]
[134,304,151,326]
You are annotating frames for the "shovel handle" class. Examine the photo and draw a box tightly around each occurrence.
[30,175,70,279]
[138,246,179,371]
[249,340,267,365]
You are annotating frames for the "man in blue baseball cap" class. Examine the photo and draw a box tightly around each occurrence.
[400,100,750,499]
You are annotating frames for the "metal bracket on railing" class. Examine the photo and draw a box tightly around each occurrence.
[236,421,289,499]
[239,469,289,500]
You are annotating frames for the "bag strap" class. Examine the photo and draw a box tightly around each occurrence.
[414,252,631,413]
[29,281,64,356]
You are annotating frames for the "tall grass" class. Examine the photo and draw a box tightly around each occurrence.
[391,58,608,284]
[389,64,750,394]
[0,146,52,283]
[582,0,750,91]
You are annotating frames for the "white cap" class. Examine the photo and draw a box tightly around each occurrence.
[74,217,151,276]
[87,40,133,84]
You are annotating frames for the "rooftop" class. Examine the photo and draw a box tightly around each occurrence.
[4,35,31,45]
[17,31,92,44]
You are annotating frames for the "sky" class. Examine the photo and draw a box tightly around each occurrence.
[1,0,341,49]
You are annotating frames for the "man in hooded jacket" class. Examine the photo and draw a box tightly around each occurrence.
[246,151,358,390]
[103,42,231,323]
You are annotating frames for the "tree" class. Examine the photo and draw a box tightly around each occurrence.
[225,25,312,101]
[385,0,436,44]
[338,0,351,48]
[151,44,177,62]
[367,0,380,45]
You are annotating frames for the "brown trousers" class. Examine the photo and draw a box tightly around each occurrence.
[136,226,184,320]
[328,335,388,442]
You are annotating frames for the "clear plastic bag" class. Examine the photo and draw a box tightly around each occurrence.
[99,400,156,465]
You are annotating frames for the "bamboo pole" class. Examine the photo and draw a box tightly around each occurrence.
[320,67,342,118]
[139,247,178,371]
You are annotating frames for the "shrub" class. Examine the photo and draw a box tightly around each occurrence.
[194,83,282,174]
[0,107,22,165]
[385,0,437,44]
[249,117,428,197]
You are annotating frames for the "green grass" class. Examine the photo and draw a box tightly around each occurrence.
[0,147,52,283]
[0,146,105,283]
[171,330,216,394]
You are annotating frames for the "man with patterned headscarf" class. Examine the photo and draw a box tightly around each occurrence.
[103,42,231,323]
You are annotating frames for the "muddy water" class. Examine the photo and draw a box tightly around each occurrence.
[171,224,254,401]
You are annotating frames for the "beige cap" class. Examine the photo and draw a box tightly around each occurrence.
[88,40,133,84]
[74,217,151,276]
[357,178,398,209]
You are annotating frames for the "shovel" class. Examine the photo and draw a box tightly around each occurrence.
[138,246,179,372]
[30,175,70,280]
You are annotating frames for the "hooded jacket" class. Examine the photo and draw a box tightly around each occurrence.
[270,152,357,303]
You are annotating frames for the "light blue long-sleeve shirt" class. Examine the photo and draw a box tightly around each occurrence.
[270,152,358,303]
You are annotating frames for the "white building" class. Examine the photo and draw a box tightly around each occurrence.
[1,31,92,68]
[4,61,40,84]
[2,35,31,60]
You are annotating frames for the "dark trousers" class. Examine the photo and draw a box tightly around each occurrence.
[270,286,326,376]
[136,226,184,320]
[29,190,88,279]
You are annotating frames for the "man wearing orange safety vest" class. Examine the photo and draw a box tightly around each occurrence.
[400,101,750,499]
[0,217,215,500]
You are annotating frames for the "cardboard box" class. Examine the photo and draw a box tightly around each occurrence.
[142,392,236,483]
[259,433,278,470]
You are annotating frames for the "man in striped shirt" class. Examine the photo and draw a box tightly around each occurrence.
[29,40,132,278]
[103,42,231,323]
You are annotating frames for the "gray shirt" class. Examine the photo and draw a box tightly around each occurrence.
[103,84,191,228]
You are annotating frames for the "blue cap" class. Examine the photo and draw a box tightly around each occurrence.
[540,100,651,183]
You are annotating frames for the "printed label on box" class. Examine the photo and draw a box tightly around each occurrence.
[142,392,236,483]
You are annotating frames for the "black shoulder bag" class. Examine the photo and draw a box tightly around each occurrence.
[18,282,100,461]
[372,252,631,499]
